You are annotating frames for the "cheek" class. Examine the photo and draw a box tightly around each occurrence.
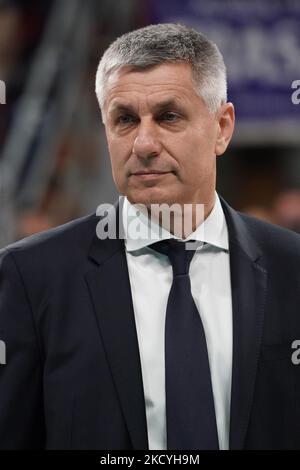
[106,138,134,192]
[108,132,133,160]
[178,135,216,182]
[107,137,127,171]
[106,145,124,188]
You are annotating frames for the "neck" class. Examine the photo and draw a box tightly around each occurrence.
[143,194,216,239]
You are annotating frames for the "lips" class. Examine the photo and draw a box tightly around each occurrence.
[131,171,171,175]
[131,171,173,180]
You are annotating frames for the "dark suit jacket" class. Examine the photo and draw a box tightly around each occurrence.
[0,196,300,450]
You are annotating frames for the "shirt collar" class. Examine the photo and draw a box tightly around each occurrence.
[122,191,229,253]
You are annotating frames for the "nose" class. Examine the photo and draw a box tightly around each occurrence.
[132,119,162,159]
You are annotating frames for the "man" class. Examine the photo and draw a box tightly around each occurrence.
[0,23,300,450]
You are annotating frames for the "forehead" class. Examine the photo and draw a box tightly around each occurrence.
[104,62,200,111]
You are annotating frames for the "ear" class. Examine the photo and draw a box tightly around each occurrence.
[215,102,235,156]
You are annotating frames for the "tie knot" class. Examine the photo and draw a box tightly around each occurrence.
[151,239,197,276]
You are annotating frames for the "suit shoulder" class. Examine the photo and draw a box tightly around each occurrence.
[238,211,300,255]
[0,213,98,261]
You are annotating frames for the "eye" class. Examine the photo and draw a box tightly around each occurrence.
[116,114,136,125]
[159,112,179,122]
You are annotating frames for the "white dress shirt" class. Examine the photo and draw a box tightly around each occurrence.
[122,192,233,450]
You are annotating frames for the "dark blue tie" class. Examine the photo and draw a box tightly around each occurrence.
[151,239,219,450]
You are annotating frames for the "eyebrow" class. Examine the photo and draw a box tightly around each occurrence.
[108,99,184,115]
[153,99,183,113]
[108,103,135,115]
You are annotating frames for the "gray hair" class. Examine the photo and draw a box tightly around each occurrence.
[95,23,227,114]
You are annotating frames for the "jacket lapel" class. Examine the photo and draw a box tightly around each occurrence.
[220,198,268,449]
[84,199,149,449]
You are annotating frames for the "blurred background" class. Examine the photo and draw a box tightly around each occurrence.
[0,0,300,247]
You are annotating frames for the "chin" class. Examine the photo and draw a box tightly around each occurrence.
[127,188,181,207]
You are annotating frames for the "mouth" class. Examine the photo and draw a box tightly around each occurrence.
[130,171,173,180]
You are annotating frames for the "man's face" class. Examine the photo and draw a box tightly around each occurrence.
[103,62,234,207]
